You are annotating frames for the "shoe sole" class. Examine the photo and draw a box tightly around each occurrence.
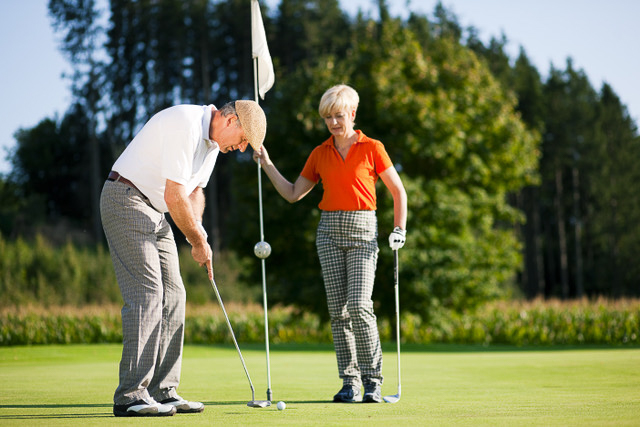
[333,396,363,403]
[114,411,176,417]
[113,407,177,417]
[175,407,205,414]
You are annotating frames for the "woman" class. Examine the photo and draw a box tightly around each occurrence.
[253,84,407,403]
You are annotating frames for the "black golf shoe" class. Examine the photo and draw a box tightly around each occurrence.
[333,384,362,403]
[363,382,382,403]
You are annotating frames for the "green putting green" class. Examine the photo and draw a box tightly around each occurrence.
[0,344,638,425]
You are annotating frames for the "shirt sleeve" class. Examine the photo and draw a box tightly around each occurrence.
[373,141,393,174]
[300,147,321,183]
[161,122,198,185]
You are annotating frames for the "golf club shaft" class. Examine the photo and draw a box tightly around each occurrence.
[209,276,256,400]
[394,249,401,396]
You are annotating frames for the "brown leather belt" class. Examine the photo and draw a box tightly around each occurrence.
[107,171,142,194]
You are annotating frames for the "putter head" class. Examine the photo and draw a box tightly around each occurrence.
[383,393,400,403]
[247,400,271,408]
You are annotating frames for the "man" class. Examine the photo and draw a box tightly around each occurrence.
[100,100,267,417]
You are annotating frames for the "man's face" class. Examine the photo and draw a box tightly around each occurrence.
[218,116,250,153]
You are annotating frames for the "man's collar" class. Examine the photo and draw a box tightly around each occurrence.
[203,105,218,148]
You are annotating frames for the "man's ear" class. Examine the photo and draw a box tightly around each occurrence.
[226,115,238,127]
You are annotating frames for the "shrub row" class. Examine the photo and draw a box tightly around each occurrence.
[0,235,120,307]
[0,233,257,308]
[409,299,640,346]
[2,299,638,346]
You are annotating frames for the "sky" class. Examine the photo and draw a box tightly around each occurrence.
[1,0,639,174]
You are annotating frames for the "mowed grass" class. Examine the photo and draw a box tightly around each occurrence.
[0,343,639,426]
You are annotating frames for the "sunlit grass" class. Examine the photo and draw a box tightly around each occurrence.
[0,344,638,426]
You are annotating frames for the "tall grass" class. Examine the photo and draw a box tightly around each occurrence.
[415,298,640,346]
[0,235,120,307]
[0,233,256,308]
[1,234,638,347]
[1,299,638,347]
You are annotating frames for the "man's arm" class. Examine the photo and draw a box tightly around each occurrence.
[189,186,206,221]
[165,179,213,278]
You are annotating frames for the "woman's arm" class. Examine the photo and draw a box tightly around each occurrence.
[380,166,407,230]
[253,146,315,203]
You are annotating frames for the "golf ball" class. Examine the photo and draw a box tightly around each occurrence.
[277,401,286,411]
[254,241,272,259]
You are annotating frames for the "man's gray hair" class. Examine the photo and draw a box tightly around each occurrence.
[218,101,237,117]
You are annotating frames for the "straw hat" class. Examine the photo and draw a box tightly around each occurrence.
[235,100,267,151]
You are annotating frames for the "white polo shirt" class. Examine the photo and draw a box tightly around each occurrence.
[112,104,220,213]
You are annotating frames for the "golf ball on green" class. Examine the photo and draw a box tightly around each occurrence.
[277,401,286,410]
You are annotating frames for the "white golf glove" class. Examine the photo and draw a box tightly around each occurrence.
[186,221,208,245]
[388,226,406,250]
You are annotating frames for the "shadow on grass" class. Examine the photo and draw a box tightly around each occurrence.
[389,343,640,353]
[226,342,640,353]
[0,400,291,420]
[0,404,113,420]
[204,400,330,405]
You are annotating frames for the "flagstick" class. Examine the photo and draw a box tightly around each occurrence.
[253,54,272,403]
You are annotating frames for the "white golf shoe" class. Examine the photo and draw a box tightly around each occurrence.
[113,398,176,417]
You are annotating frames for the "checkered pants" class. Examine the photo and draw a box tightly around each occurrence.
[316,210,383,387]
[100,180,184,405]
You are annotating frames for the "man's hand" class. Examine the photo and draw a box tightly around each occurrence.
[191,241,213,279]
[188,221,212,279]
[165,180,213,278]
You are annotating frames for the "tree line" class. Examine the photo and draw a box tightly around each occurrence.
[1,0,638,320]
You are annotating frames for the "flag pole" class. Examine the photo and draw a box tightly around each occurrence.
[252,0,272,403]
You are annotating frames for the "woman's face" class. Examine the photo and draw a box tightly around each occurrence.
[324,108,356,138]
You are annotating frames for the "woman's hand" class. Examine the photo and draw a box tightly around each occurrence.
[253,145,271,165]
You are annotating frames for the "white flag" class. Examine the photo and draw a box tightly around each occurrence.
[251,0,275,99]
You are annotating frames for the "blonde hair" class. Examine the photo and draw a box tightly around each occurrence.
[318,84,359,117]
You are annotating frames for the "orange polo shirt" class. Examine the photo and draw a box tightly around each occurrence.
[300,130,393,211]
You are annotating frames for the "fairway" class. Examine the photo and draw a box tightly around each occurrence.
[0,344,638,426]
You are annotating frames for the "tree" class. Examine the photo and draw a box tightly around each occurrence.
[232,11,539,320]
[584,84,640,296]
[8,106,110,238]
[49,0,105,241]
[272,0,351,74]
[511,50,546,298]
[12,0,639,310]
[468,38,547,299]
[541,61,598,298]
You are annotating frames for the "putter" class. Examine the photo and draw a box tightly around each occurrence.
[208,274,271,408]
[383,249,401,403]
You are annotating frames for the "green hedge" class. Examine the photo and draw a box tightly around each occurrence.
[0,235,120,307]
[407,299,640,346]
[2,299,638,346]
[0,233,256,308]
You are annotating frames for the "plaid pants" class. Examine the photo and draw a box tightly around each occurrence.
[100,180,185,405]
[316,210,383,387]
